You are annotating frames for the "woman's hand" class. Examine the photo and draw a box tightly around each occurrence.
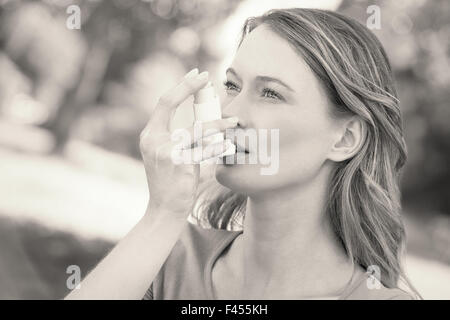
[139,68,238,220]
[65,68,238,300]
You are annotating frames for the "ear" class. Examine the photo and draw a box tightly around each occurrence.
[328,116,365,162]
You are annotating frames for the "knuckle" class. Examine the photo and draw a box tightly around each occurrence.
[140,134,158,156]
[139,134,148,151]
[139,128,148,142]
[139,138,153,156]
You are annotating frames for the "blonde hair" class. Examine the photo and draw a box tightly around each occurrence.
[192,8,420,298]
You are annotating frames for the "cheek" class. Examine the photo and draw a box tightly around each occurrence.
[214,106,336,193]
[276,112,334,180]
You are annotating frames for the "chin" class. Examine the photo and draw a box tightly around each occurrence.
[215,160,259,194]
[214,157,281,195]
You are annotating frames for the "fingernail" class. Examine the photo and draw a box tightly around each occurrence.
[197,71,209,80]
[226,116,239,124]
[184,68,199,79]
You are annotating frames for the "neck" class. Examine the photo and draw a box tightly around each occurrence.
[238,174,355,299]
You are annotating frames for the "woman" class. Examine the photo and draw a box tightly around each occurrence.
[66,8,419,300]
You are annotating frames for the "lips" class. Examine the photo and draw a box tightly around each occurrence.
[225,131,250,154]
[234,142,249,153]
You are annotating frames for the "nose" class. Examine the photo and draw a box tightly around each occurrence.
[222,96,248,128]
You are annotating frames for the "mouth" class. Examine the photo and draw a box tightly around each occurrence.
[220,140,249,166]
[235,142,249,154]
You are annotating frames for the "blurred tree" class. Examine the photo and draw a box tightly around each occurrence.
[1,0,241,154]
[2,0,447,215]
[46,0,241,153]
[338,0,450,215]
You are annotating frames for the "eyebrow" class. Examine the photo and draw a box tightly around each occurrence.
[226,67,295,92]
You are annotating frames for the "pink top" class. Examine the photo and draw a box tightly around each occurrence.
[143,222,414,300]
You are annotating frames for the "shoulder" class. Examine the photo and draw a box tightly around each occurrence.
[162,222,238,271]
[176,222,239,255]
[144,222,241,299]
[344,272,416,300]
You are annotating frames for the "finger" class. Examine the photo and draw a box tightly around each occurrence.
[152,69,210,131]
[183,139,234,164]
[175,117,239,149]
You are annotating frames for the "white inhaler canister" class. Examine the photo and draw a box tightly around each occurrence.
[193,81,236,158]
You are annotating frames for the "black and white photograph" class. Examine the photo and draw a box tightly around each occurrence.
[0,0,449,303]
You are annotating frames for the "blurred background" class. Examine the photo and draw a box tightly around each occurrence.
[0,0,449,299]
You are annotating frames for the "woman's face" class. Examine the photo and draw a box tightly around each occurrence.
[215,25,343,195]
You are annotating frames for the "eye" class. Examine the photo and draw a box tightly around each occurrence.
[261,88,284,101]
[223,80,285,101]
[222,80,240,92]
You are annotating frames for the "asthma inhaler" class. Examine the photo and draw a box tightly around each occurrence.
[193,81,236,157]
